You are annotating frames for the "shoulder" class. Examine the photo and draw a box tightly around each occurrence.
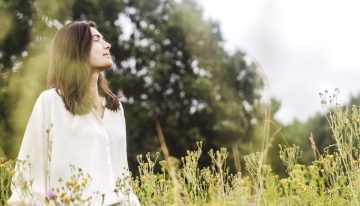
[119,100,126,114]
[119,100,124,110]
[39,88,58,99]
[34,88,59,108]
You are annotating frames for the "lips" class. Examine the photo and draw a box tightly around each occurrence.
[103,53,110,56]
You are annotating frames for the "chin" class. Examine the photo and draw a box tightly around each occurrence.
[103,65,113,70]
[97,63,113,71]
[102,60,113,68]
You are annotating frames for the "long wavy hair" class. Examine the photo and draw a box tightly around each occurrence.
[47,20,120,115]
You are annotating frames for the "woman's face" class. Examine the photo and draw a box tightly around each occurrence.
[88,27,113,71]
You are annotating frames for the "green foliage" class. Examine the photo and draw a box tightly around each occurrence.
[45,165,96,206]
[0,158,14,206]
[0,0,266,176]
[104,0,265,173]
[278,89,360,174]
[0,0,64,158]
[4,99,360,205]
[3,94,360,205]
[279,145,302,172]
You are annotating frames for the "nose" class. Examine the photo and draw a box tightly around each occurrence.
[104,40,111,50]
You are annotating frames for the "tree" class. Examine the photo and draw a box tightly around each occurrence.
[0,0,75,158]
[103,0,265,172]
[0,0,266,175]
[0,0,34,158]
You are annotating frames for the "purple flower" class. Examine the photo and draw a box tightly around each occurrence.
[60,203,67,206]
[46,189,56,199]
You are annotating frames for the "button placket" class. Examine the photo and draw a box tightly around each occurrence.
[102,125,116,187]
[96,110,117,189]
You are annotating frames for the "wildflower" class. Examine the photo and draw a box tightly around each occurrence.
[66,179,76,188]
[46,188,56,199]
[74,184,80,192]
[60,192,70,203]
[159,160,167,167]
[159,178,166,184]
[280,179,288,185]
[81,178,88,187]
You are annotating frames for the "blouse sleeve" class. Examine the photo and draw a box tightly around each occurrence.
[7,93,50,205]
[119,101,129,167]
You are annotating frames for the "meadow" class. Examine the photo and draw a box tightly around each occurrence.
[1,91,360,206]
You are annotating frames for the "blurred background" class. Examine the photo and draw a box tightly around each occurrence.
[0,0,359,176]
[198,0,360,124]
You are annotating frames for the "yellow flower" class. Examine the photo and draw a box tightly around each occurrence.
[280,179,288,185]
[66,179,76,188]
[81,178,88,187]
[60,193,70,203]
[301,185,307,192]
[159,178,166,184]
[74,184,80,192]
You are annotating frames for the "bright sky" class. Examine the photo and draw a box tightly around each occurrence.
[197,0,360,123]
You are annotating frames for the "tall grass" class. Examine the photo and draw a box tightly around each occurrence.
[2,90,360,205]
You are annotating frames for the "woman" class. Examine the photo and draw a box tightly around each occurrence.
[8,20,140,206]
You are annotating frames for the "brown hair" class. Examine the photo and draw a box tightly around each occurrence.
[47,20,120,115]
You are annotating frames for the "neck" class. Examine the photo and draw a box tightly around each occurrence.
[89,71,100,99]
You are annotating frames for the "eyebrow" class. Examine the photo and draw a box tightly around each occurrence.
[91,34,103,39]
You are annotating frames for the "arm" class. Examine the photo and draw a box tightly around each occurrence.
[7,94,50,205]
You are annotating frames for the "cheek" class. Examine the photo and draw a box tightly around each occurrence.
[88,46,112,68]
[88,47,102,65]
[90,46,101,57]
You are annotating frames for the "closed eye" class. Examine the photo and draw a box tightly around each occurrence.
[92,34,101,42]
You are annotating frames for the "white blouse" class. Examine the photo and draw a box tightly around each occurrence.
[8,88,140,206]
